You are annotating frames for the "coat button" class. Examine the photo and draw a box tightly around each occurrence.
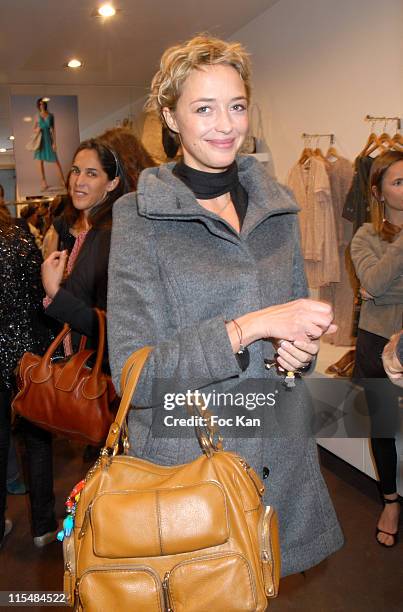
[262,466,270,479]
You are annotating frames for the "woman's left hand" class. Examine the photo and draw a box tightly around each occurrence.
[276,339,320,372]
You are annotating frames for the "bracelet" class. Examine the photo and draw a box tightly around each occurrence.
[232,319,245,353]
[231,319,250,372]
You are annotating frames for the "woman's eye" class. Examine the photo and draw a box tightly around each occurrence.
[196,106,211,114]
[393,179,402,186]
[70,167,79,175]
[232,103,247,112]
[87,171,97,177]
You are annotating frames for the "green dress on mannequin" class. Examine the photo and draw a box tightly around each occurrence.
[34,114,57,162]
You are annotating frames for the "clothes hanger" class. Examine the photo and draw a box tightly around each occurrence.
[360,130,379,156]
[313,138,326,161]
[298,137,313,165]
[325,135,339,161]
[391,131,403,150]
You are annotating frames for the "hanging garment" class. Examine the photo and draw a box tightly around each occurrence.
[288,157,340,288]
[342,155,374,234]
[320,157,357,346]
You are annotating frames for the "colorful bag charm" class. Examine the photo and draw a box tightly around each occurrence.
[57,479,85,542]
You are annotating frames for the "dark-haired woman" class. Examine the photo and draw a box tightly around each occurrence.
[41,138,131,352]
[351,150,403,547]
[34,98,65,192]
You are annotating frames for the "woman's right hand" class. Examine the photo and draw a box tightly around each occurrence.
[41,250,68,299]
[232,299,336,349]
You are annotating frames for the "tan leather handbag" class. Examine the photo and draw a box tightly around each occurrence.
[12,309,117,445]
[63,346,280,611]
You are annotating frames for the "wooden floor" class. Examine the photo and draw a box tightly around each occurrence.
[1,438,402,611]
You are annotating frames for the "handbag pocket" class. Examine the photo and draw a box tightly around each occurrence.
[259,506,280,598]
[90,482,229,558]
[164,552,257,612]
[77,565,164,612]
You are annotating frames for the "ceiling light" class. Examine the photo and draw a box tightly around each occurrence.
[67,59,83,69]
[98,4,116,17]
[42,97,50,102]
[0,148,7,153]
[23,116,32,123]
[8,135,15,141]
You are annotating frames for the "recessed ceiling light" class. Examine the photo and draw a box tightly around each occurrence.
[8,135,15,141]
[0,148,7,153]
[66,59,83,69]
[42,97,50,102]
[23,116,33,123]
[98,4,116,17]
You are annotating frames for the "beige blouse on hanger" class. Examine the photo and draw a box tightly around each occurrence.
[288,156,340,288]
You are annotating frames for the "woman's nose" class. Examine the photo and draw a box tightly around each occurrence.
[215,109,232,133]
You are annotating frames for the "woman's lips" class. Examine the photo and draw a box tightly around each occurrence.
[206,138,235,149]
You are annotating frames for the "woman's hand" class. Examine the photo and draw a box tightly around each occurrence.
[243,299,336,345]
[41,250,68,299]
[276,339,319,372]
[382,331,403,388]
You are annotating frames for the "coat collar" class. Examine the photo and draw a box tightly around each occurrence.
[136,155,299,238]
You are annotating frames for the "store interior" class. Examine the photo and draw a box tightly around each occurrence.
[0,0,402,608]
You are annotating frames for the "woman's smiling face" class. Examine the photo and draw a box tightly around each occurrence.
[69,148,116,217]
[163,64,249,173]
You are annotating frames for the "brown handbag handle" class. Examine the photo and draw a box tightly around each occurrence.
[105,346,153,451]
[105,346,223,456]
[82,309,107,398]
[31,308,106,388]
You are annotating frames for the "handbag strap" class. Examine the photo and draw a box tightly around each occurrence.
[105,346,153,451]
[104,346,223,456]
[33,308,106,385]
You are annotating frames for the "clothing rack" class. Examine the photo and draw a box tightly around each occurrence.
[302,133,335,144]
[365,115,401,131]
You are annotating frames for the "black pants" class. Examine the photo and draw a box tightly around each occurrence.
[0,390,57,540]
[353,329,398,495]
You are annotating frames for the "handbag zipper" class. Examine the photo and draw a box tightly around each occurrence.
[260,506,276,597]
[162,571,173,612]
[78,502,93,539]
[238,458,265,496]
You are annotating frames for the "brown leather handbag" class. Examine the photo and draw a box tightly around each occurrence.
[12,309,117,445]
[63,346,281,611]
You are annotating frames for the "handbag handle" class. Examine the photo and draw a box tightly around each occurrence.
[31,309,106,391]
[104,346,223,456]
[105,346,153,451]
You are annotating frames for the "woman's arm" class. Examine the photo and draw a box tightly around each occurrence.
[351,226,403,297]
[42,231,109,337]
[41,225,59,259]
[108,196,334,405]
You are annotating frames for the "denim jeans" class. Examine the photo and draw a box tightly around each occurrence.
[0,390,57,539]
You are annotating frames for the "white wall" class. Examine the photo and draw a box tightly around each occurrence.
[232,0,403,181]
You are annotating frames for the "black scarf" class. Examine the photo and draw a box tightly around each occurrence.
[173,160,248,227]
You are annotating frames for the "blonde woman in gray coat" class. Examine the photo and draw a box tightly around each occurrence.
[108,35,343,577]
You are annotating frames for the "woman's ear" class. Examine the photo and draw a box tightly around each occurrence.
[162,107,179,134]
[371,185,383,202]
[106,176,120,193]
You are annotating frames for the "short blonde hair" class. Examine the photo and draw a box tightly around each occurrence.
[145,34,251,121]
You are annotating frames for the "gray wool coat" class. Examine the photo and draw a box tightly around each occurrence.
[107,155,344,577]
